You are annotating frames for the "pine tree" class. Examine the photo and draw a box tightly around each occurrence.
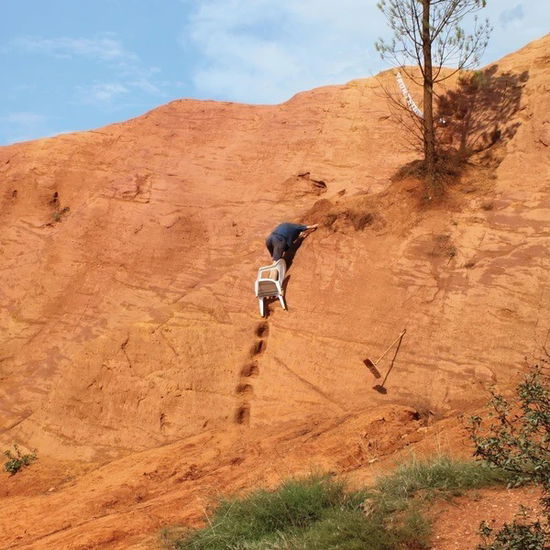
[376,0,491,198]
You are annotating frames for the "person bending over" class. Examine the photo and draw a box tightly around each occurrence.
[265,222,318,261]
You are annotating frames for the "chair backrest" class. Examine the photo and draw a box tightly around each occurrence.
[257,258,286,282]
[259,267,279,281]
[274,258,286,280]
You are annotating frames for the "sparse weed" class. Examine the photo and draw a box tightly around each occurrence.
[52,206,70,222]
[3,444,37,475]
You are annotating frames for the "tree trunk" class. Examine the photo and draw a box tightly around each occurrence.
[421,0,441,197]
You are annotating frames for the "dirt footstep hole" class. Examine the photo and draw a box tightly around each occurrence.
[234,404,250,425]
[250,339,266,357]
[236,383,253,396]
[241,362,259,377]
[255,322,269,338]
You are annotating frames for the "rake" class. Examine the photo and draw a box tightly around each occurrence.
[364,329,406,392]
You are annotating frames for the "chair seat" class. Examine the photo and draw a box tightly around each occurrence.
[257,281,278,297]
[258,290,277,298]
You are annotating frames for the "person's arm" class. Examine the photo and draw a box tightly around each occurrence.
[301,223,318,233]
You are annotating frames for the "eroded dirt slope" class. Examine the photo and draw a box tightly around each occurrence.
[0,35,548,548]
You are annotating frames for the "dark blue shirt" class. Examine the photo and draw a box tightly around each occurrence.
[270,223,308,247]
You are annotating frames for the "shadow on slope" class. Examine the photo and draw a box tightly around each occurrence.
[436,66,529,161]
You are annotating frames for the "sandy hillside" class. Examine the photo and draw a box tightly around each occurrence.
[0,35,548,549]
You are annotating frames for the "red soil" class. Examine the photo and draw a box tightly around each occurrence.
[430,486,544,550]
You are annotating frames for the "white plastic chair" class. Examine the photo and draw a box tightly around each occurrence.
[254,259,287,317]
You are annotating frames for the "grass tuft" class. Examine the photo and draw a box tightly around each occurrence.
[370,455,507,514]
[174,457,508,550]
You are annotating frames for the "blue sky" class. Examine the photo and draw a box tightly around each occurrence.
[1,0,547,144]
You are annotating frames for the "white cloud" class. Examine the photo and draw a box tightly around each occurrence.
[1,111,51,144]
[78,82,129,104]
[182,0,548,105]
[11,33,168,105]
[1,110,85,144]
[500,4,525,27]
[181,0,386,104]
[4,112,47,125]
[482,1,547,64]
[13,35,137,63]
[129,77,163,95]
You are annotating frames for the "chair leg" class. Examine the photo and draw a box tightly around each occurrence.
[259,298,265,317]
[278,294,287,310]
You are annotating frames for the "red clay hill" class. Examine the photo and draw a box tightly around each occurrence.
[0,35,548,548]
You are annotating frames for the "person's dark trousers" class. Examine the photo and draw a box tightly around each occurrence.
[265,235,287,261]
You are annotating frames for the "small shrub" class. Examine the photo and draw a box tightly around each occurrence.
[468,364,550,548]
[478,519,546,550]
[391,152,467,187]
[3,444,37,475]
[52,206,70,222]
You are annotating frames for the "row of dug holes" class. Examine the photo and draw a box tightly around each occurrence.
[234,321,269,425]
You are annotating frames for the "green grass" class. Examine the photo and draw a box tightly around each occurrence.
[173,457,508,550]
[370,455,508,515]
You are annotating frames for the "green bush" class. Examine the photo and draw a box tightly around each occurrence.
[478,519,546,550]
[468,364,550,549]
[3,444,37,475]
[175,457,506,550]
